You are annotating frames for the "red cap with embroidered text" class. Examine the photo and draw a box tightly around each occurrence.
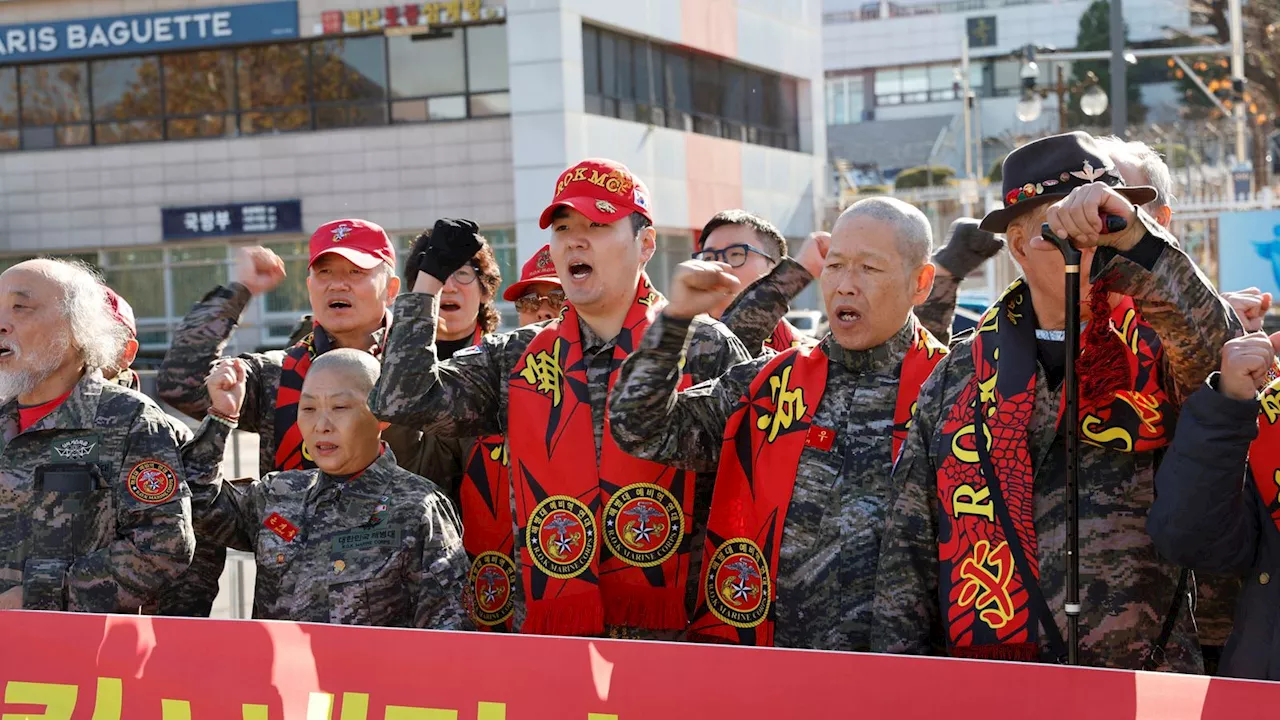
[502,244,561,301]
[538,158,652,230]
[309,219,396,270]
[104,286,136,338]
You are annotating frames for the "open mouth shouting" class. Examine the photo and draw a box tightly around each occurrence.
[326,298,353,312]
[439,299,462,313]
[566,260,594,283]
[830,303,863,329]
[312,440,339,457]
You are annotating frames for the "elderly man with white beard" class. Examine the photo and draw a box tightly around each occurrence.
[0,258,195,612]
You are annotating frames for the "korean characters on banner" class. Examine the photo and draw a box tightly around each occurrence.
[321,1,506,35]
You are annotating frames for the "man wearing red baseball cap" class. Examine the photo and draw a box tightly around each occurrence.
[158,219,433,479]
[504,244,564,326]
[373,159,751,639]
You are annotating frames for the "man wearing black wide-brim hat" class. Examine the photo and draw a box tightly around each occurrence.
[872,131,1241,672]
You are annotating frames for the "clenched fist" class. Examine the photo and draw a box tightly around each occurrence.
[1041,182,1143,253]
[1223,287,1272,333]
[1219,331,1280,401]
[235,246,287,296]
[207,358,248,418]
[795,231,831,280]
[664,260,743,320]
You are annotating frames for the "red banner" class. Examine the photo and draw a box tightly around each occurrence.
[0,610,1275,719]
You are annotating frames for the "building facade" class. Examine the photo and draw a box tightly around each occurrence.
[0,0,825,358]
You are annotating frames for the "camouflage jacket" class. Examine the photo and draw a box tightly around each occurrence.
[0,372,195,612]
[720,259,963,354]
[610,319,919,651]
[370,291,750,638]
[872,224,1241,673]
[155,283,466,491]
[184,418,472,630]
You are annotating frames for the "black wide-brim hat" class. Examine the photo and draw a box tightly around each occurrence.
[980,131,1158,233]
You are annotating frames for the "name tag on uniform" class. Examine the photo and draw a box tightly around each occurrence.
[805,425,836,452]
[51,435,100,464]
[265,512,299,542]
[331,527,401,553]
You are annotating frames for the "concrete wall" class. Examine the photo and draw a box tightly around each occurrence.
[508,0,826,261]
[0,119,514,252]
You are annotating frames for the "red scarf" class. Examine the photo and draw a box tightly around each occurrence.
[507,275,693,636]
[765,320,802,353]
[454,325,520,632]
[935,278,1174,661]
[1246,373,1280,539]
[274,316,390,471]
[689,319,946,645]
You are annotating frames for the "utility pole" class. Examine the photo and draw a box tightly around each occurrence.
[1056,65,1068,132]
[1228,0,1246,164]
[961,36,974,179]
[1109,0,1126,137]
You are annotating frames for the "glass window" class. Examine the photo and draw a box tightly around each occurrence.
[469,92,509,117]
[875,67,901,104]
[261,241,310,314]
[20,62,90,126]
[616,35,635,120]
[745,70,765,126]
[103,249,165,319]
[692,55,719,116]
[600,31,617,101]
[92,56,163,144]
[466,25,508,93]
[312,37,387,103]
[633,41,662,107]
[993,59,1021,96]
[583,26,600,97]
[389,31,465,98]
[484,228,518,298]
[171,246,228,316]
[721,64,745,123]
[902,66,928,103]
[828,78,846,125]
[664,51,691,113]
[162,50,234,139]
[237,43,310,134]
[928,64,958,101]
[848,75,865,122]
[0,67,17,150]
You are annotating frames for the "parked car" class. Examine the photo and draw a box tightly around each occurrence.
[785,310,825,337]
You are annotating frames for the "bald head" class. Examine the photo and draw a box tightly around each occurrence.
[833,197,933,269]
[304,348,381,398]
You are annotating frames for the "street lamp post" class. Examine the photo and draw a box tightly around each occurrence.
[1018,50,1108,130]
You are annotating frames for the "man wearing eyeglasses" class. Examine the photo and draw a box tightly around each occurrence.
[372,158,751,640]
[504,245,565,326]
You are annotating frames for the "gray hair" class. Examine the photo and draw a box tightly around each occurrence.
[12,258,128,372]
[307,348,381,397]
[1096,136,1175,211]
[836,196,933,268]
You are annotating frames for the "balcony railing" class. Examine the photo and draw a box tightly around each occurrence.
[825,0,1054,23]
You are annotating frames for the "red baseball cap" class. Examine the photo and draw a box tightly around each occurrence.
[538,158,652,230]
[309,219,396,270]
[104,287,136,338]
[502,244,561,301]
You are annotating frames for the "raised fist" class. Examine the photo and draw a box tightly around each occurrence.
[1219,332,1280,402]
[235,246,287,296]
[417,218,483,285]
[206,358,248,418]
[795,231,831,280]
[1041,182,1143,252]
[1223,287,1272,333]
[664,260,742,320]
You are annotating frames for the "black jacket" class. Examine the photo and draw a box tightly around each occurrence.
[1147,373,1273,680]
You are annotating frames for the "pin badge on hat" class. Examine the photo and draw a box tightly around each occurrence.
[595,200,617,214]
[331,224,353,242]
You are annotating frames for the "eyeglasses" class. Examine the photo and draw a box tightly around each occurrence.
[514,289,567,313]
[450,265,479,285]
[691,244,776,268]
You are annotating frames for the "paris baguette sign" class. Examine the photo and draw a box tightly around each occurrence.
[0,1,299,65]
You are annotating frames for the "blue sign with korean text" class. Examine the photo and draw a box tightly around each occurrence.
[0,1,299,65]
[162,200,302,241]
[1218,209,1280,295]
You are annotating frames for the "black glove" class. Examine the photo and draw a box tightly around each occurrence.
[933,219,1004,278]
[416,218,482,284]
